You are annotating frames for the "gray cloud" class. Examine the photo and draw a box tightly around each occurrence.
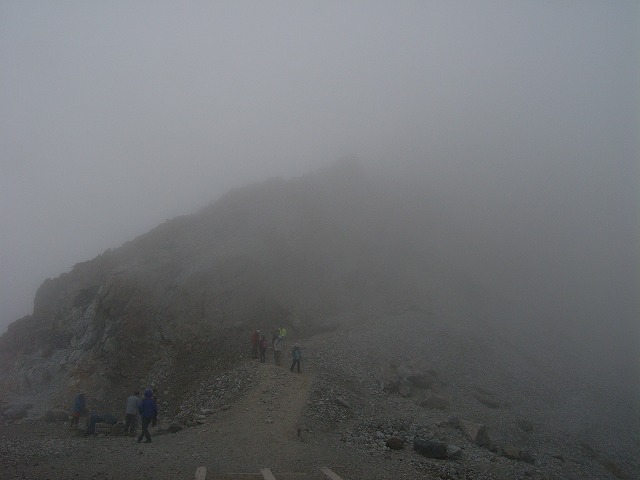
[1,1,637,335]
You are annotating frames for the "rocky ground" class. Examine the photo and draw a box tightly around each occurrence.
[1,313,638,480]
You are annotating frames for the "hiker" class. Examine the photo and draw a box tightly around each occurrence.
[290,343,302,373]
[259,334,268,363]
[271,331,278,348]
[279,326,287,339]
[70,392,87,429]
[137,388,158,444]
[124,390,140,435]
[274,335,283,365]
[250,329,260,359]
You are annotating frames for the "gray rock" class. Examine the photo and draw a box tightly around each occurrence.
[396,360,438,389]
[501,444,523,460]
[458,418,491,447]
[414,438,448,459]
[386,437,405,450]
[501,444,535,464]
[446,444,462,459]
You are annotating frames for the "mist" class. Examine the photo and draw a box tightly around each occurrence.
[1,0,637,390]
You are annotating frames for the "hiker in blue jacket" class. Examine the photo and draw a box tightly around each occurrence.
[290,344,302,373]
[70,392,87,429]
[137,389,158,443]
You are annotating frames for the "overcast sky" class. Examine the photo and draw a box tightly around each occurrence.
[1,1,637,332]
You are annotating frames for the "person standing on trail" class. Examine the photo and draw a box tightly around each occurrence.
[259,334,268,363]
[70,392,87,429]
[274,335,283,365]
[137,388,158,444]
[290,343,302,373]
[250,329,260,359]
[124,391,140,436]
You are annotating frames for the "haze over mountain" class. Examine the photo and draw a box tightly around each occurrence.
[1,1,637,340]
[1,158,636,402]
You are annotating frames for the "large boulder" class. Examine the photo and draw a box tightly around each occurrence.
[413,439,448,459]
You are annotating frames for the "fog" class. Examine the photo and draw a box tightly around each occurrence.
[1,0,637,383]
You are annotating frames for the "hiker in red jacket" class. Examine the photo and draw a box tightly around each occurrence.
[259,334,268,363]
[250,329,260,359]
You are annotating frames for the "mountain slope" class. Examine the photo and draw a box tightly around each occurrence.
[0,160,444,409]
[0,160,637,479]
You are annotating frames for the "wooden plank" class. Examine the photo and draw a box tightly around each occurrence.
[195,466,207,480]
[260,468,277,480]
[320,467,343,480]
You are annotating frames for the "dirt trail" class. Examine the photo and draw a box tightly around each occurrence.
[183,357,327,477]
[0,357,337,480]
[217,360,313,454]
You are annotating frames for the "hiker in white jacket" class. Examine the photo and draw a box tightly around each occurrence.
[124,391,140,435]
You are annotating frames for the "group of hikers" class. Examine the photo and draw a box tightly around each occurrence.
[70,388,158,443]
[250,327,302,373]
[69,327,302,443]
